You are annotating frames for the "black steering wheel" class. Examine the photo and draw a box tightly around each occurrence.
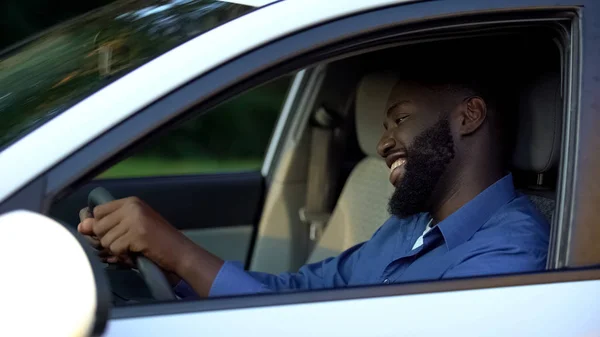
[88,187,176,301]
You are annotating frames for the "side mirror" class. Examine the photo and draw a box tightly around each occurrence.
[0,210,110,337]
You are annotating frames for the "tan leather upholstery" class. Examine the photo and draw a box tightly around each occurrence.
[308,73,396,263]
[308,157,393,262]
[251,132,311,273]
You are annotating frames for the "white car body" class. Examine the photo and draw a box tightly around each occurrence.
[106,279,600,337]
[1,0,600,336]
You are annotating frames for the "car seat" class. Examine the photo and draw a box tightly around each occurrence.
[307,70,561,264]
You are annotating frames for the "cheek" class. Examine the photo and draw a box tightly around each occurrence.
[391,129,411,148]
[393,124,424,149]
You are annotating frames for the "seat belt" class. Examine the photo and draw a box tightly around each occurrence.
[299,106,342,252]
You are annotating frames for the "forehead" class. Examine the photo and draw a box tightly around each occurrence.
[385,80,433,113]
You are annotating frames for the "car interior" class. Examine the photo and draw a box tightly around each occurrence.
[252,32,563,274]
[48,27,564,304]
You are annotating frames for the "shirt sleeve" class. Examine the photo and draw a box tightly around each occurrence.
[172,261,272,299]
[173,278,200,299]
[242,222,394,294]
[175,242,365,298]
[245,242,364,294]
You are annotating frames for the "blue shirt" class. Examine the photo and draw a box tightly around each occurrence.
[174,174,549,298]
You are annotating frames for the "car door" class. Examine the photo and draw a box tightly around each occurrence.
[2,0,600,336]
[98,0,599,335]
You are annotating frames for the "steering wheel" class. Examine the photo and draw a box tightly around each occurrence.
[88,187,176,301]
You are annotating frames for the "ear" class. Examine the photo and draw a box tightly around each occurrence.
[457,96,487,136]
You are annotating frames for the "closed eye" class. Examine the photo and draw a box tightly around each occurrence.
[383,115,409,130]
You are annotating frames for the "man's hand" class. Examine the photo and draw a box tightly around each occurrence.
[78,207,134,266]
[77,197,191,274]
[77,197,224,297]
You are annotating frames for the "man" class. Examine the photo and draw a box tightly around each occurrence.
[78,71,549,298]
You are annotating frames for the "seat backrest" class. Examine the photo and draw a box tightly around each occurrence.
[308,69,563,264]
[512,71,562,223]
[308,74,396,263]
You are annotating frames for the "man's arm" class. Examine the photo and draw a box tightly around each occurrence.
[247,243,363,291]
[78,196,364,298]
[175,242,364,298]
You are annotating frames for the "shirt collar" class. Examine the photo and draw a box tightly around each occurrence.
[434,173,516,250]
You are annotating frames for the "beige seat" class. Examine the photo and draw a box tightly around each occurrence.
[308,73,398,263]
[308,69,562,265]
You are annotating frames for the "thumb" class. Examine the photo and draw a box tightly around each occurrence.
[79,207,92,222]
[78,218,95,235]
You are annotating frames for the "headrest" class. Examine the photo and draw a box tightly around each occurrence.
[355,73,398,157]
[512,71,562,173]
[355,71,562,173]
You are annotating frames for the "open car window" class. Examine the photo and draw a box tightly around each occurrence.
[0,0,258,151]
[50,24,568,305]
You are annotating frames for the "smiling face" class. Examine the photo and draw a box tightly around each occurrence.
[377,80,457,217]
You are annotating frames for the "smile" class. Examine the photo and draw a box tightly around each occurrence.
[389,157,407,186]
[390,158,406,173]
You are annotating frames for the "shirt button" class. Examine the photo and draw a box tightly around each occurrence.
[383,279,390,284]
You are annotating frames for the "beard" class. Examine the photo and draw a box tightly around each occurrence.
[388,117,455,218]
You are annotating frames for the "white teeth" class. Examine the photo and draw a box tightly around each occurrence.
[390,158,406,172]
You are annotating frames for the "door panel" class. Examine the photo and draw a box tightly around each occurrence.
[49,171,263,261]
[106,275,600,337]
[51,171,263,230]
[183,226,254,263]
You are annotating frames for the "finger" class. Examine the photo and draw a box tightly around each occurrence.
[120,254,134,267]
[99,224,128,251]
[78,218,95,236]
[93,198,131,220]
[93,209,124,237]
[84,235,102,249]
[106,256,120,264]
[105,255,134,268]
[79,207,92,222]
[97,248,112,258]
[110,254,135,268]
[107,234,131,256]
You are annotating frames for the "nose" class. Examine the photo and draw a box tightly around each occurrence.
[377,133,396,158]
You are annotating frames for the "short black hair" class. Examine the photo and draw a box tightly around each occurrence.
[391,51,518,165]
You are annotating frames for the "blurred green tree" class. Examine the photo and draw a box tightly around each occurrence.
[0,0,116,49]
[1,0,292,178]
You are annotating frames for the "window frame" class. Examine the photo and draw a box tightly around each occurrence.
[109,267,600,320]
[2,0,600,321]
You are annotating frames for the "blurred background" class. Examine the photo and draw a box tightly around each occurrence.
[1,0,115,48]
[0,0,291,179]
